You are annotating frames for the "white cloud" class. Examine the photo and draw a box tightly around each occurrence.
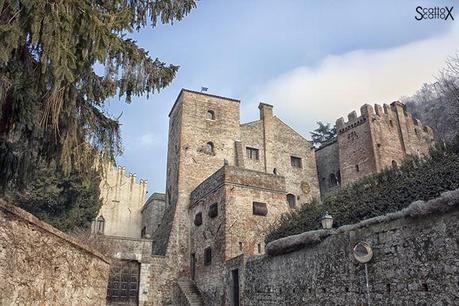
[252,21,459,135]
[139,133,158,147]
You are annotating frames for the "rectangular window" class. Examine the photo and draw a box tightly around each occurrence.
[291,156,302,168]
[204,247,212,266]
[246,147,259,160]
[253,202,268,216]
[208,203,218,218]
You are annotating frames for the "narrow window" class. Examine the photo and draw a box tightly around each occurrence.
[422,283,428,292]
[141,226,146,238]
[96,216,105,234]
[392,160,398,169]
[246,147,259,160]
[204,247,212,266]
[208,203,218,218]
[336,171,341,184]
[291,156,302,168]
[207,142,214,154]
[328,174,338,187]
[355,164,360,172]
[252,202,268,216]
[207,110,215,120]
[257,243,262,254]
[239,242,243,251]
[194,212,203,226]
[286,194,296,209]
[389,120,394,127]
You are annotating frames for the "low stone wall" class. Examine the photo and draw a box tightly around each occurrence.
[0,199,110,306]
[240,189,459,305]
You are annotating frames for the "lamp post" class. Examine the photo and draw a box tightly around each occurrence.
[321,212,333,229]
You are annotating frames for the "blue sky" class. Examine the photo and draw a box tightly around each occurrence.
[105,0,457,194]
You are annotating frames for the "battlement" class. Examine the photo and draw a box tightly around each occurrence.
[102,163,148,187]
[336,101,433,136]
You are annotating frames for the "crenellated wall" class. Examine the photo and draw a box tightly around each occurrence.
[98,163,148,239]
[333,101,434,187]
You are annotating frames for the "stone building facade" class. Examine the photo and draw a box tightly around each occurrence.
[148,89,320,305]
[189,165,289,305]
[94,164,167,305]
[141,193,166,239]
[95,90,436,305]
[97,163,148,239]
[316,101,434,197]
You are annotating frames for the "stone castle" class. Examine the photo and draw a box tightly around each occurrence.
[95,89,434,305]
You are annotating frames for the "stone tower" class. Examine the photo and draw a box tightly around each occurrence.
[149,90,241,304]
[335,101,434,186]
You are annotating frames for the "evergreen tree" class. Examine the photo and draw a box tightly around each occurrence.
[0,0,197,190]
[310,121,337,147]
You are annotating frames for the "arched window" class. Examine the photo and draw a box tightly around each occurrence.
[96,216,105,234]
[207,110,215,120]
[328,174,338,187]
[287,194,296,209]
[392,160,398,169]
[207,142,214,154]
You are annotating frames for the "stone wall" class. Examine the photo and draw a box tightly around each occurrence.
[189,165,289,305]
[336,108,376,186]
[98,163,148,239]
[0,199,110,306]
[335,102,434,187]
[104,236,154,305]
[141,193,166,238]
[239,189,459,306]
[315,139,340,198]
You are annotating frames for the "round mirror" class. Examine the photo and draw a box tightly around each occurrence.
[353,241,373,263]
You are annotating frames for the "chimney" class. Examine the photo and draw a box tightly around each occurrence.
[258,102,273,120]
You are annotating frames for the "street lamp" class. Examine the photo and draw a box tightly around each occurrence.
[321,212,333,229]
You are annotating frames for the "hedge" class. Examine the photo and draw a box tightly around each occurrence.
[265,136,459,243]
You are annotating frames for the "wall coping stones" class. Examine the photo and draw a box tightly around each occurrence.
[0,199,110,264]
[266,188,459,256]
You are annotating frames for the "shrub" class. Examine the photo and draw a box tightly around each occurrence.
[266,136,459,243]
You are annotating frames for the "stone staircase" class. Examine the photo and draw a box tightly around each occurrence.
[176,278,204,306]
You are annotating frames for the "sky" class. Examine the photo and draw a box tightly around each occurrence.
[105,0,458,194]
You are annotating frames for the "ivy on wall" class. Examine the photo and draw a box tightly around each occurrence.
[266,136,459,243]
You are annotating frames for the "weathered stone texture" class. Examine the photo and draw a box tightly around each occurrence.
[0,200,110,306]
[189,166,289,305]
[98,163,148,238]
[333,101,434,187]
[241,192,459,306]
[315,139,340,197]
[103,236,154,305]
[142,193,166,238]
[149,89,320,305]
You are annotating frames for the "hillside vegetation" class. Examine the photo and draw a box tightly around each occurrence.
[266,136,459,243]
